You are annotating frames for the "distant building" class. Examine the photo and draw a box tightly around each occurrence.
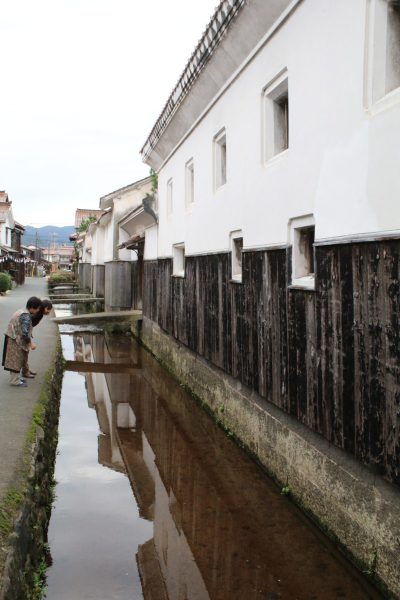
[76,177,153,307]
[43,245,75,271]
[74,208,104,230]
[0,191,26,284]
[21,245,36,276]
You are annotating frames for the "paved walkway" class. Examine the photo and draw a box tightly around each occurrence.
[0,277,58,501]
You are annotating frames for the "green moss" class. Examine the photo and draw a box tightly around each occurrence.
[103,322,131,335]
[0,489,23,535]
[29,559,48,599]
[0,336,64,595]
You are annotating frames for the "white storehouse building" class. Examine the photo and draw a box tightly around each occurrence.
[78,177,153,310]
[137,1,400,596]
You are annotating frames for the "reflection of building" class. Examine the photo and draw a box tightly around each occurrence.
[71,333,376,600]
[73,334,129,473]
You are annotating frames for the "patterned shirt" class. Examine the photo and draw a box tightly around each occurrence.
[19,313,32,342]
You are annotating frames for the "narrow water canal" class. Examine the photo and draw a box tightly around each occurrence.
[45,311,382,599]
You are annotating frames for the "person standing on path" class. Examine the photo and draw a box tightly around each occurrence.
[2,296,41,387]
[21,298,53,378]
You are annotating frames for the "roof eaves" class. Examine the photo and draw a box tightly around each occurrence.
[99,176,152,207]
[118,204,144,227]
[140,0,245,162]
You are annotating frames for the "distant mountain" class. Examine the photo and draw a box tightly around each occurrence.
[22,225,75,248]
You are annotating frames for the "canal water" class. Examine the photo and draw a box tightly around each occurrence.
[45,314,382,599]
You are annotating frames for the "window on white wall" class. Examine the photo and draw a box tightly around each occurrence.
[173,243,185,277]
[262,70,289,162]
[367,0,400,103]
[214,128,227,188]
[386,1,400,92]
[185,159,194,207]
[289,215,315,289]
[230,231,243,282]
[167,178,173,215]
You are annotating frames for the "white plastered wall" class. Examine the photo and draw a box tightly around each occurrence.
[155,0,400,258]
[90,224,104,266]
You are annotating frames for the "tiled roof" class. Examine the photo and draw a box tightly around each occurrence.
[141,0,245,161]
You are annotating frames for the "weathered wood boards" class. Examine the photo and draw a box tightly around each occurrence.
[143,240,400,486]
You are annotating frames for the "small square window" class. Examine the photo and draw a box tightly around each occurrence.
[185,159,194,207]
[173,244,185,277]
[290,216,315,289]
[367,0,400,103]
[214,129,227,188]
[386,1,400,94]
[262,71,289,162]
[230,231,243,282]
[167,178,173,215]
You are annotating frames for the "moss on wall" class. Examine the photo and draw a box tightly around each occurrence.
[0,339,64,600]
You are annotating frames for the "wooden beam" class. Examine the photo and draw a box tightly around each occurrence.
[51,297,104,304]
[65,360,141,373]
[52,309,142,325]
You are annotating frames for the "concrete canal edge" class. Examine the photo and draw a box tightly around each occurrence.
[134,317,400,600]
[0,338,64,600]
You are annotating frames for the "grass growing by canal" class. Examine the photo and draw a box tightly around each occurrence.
[0,489,24,536]
[0,337,64,599]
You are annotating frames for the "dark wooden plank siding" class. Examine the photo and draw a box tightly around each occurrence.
[142,240,400,485]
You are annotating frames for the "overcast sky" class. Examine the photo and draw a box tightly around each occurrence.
[0,0,218,227]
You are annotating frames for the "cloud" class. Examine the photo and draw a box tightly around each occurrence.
[0,0,218,225]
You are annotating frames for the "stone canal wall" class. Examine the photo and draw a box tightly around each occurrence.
[0,342,63,600]
[137,238,400,598]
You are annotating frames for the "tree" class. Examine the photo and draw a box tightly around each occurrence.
[150,168,158,193]
[78,215,97,233]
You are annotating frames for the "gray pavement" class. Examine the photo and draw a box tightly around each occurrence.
[0,277,58,501]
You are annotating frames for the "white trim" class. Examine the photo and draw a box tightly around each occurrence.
[167,178,173,216]
[365,0,400,110]
[172,242,185,277]
[230,229,243,282]
[262,68,289,163]
[213,127,227,190]
[315,228,400,246]
[289,214,315,290]
[185,158,195,208]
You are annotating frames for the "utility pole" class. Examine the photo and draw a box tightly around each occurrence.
[35,231,39,276]
[51,232,57,271]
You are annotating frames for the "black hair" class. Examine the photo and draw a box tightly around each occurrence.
[26,296,41,310]
[41,299,53,310]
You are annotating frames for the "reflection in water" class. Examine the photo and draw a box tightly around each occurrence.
[46,329,382,600]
